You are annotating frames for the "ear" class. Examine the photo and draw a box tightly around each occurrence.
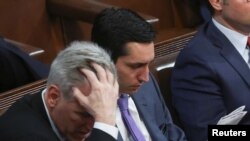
[209,0,223,11]
[45,85,61,108]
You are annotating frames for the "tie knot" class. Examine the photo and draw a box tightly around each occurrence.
[118,94,129,111]
[247,37,250,47]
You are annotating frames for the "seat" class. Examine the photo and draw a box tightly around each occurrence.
[0,0,160,64]
[4,38,44,57]
[0,37,49,93]
[0,31,196,123]
[151,31,196,127]
[0,79,47,116]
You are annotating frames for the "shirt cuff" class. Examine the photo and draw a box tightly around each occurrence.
[93,122,118,139]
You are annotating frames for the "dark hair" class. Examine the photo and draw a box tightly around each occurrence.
[91,8,156,62]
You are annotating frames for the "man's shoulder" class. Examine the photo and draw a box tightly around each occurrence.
[177,26,218,62]
[0,113,55,141]
[140,73,158,91]
[0,100,57,141]
[135,73,162,100]
[0,92,48,134]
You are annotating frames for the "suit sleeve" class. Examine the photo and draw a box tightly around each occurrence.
[171,47,226,141]
[149,73,187,141]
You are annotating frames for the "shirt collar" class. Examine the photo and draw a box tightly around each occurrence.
[212,18,249,55]
[41,89,66,141]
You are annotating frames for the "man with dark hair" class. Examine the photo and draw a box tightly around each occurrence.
[92,8,187,141]
[172,0,250,141]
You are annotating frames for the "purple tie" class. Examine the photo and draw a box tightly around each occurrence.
[118,94,146,141]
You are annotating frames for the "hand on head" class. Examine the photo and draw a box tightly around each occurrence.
[73,63,119,126]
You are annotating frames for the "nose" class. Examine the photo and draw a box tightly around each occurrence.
[138,66,149,83]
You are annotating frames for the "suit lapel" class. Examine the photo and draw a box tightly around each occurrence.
[132,83,166,141]
[220,45,250,87]
[207,21,250,87]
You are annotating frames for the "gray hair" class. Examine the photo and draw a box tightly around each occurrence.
[47,41,116,98]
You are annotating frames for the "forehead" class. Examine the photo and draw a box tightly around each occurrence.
[75,80,91,96]
[63,80,91,101]
[124,42,155,61]
[61,99,89,117]
[64,82,91,112]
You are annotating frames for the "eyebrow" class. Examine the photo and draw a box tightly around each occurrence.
[128,59,154,65]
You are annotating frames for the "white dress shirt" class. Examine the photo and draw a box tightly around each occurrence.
[212,19,250,67]
[41,89,66,141]
[116,95,151,141]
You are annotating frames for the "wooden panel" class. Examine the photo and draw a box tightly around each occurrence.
[0,79,46,116]
[172,0,203,28]
[155,31,196,56]
[0,29,196,119]
[45,0,201,47]
[0,0,200,65]
[0,0,65,64]
[97,0,175,30]
[49,0,160,43]
[47,0,159,24]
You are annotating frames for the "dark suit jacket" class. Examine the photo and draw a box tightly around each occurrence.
[0,37,49,93]
[0,92,115,141]
[171,20,250,141]
[132,73,187,141]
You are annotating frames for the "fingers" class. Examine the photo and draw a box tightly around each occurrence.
[91,63,116,84]
[106,68,115,84]
[91,63,107,82]
[80,68,99,87]
[114,80,119,98]
[79,63,115,86]
[73,87,89,107]
[76,62,118,104]
[75,63,119,125]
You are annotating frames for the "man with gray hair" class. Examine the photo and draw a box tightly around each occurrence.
[0,41,119,141]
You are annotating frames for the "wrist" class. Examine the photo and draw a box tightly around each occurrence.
[95,114,116,126]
